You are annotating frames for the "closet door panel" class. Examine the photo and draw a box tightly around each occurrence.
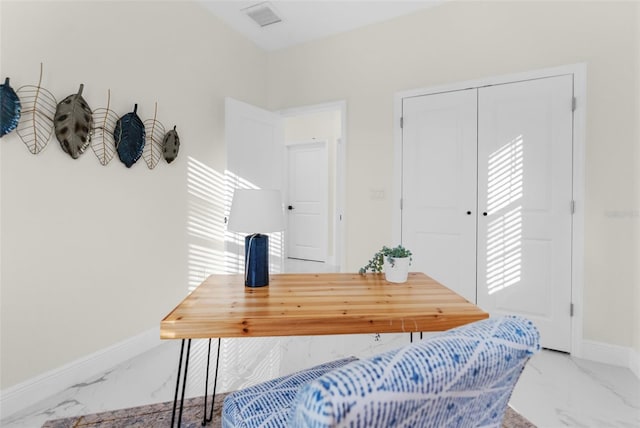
[476,75,573,352]
[401,89,477,302]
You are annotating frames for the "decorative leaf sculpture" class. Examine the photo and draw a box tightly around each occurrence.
[16,64,56,154]
[163,125,180,164]
[0,77,21,138]
[54,83,93,159]
[114,104,145,168]
[91,89,118,166]
[142,102,165,169]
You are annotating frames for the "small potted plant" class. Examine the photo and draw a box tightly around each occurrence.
[359,245,413,283]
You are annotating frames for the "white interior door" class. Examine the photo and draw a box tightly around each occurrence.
[476,75,573,352]
[401,75,573,352]
[225,97,285,273]
[401,89,478,303]
[286,142,328,262]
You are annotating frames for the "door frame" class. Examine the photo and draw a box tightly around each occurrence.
[278,101,347,270]
[392,63,586,357]
[284,140,329,262]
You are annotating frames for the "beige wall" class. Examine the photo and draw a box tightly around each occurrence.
[267,1,640,348]
[0,1,267,388]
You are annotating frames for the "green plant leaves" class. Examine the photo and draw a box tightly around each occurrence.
[359,245,412,274]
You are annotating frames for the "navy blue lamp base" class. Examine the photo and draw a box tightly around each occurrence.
[244,234,269,287]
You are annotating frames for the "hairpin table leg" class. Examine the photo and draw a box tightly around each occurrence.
[171,339,192,427]
[202,338,222,425]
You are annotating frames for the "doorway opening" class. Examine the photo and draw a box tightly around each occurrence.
[279,101,346,270]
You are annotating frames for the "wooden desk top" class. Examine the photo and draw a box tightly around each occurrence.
[160,272,488,339]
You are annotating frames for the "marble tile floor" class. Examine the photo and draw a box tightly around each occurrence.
[3,341,639,428]
[2,259,639,427]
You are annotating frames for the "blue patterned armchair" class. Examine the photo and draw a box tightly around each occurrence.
[222,316,540,428]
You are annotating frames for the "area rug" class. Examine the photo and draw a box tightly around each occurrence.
[43,392,536,427]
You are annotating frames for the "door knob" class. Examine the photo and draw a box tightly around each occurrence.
[288,205,294,210]
[466,211,472,215]
[483,212,488,216]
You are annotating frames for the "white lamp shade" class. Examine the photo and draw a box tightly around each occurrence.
[227,189,285,233]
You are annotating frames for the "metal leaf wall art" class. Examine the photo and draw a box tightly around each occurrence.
[91,89,118,165]
[54,83,93,159]
[163,125,180,164]
[16,64,56,154]
[115,104,145,168]
[7,63,183,168]
[142,102,165,169]
[0,78,21,138]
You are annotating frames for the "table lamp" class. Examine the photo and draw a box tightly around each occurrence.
[227,189,285,287]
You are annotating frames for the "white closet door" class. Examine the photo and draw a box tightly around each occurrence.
[476,75,573,352]
[402,89,478,303]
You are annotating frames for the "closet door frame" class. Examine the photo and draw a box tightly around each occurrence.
[393,63,587,357]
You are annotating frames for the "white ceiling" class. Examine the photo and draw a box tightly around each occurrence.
[201,1,445,51]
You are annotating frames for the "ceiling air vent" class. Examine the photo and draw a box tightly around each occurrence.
[242,2,282,27]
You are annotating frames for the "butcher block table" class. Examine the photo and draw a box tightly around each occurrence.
[161,272,489,426]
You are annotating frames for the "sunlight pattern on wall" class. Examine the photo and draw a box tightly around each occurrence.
[224,169,258,275]
[269,232,284,274]
[186,158,284,293]
[187,156,228,291]
[184,158,284,396]
[486,136,523,295]
[225,169,284,275]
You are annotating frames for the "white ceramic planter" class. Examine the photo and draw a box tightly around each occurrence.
[383,256,410,283]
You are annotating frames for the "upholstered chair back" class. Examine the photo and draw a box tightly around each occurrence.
[288,316,539,428]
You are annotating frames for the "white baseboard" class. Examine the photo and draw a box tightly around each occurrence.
[0,327,160,419]
[630,348,640,380]
[580,339,640,380]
